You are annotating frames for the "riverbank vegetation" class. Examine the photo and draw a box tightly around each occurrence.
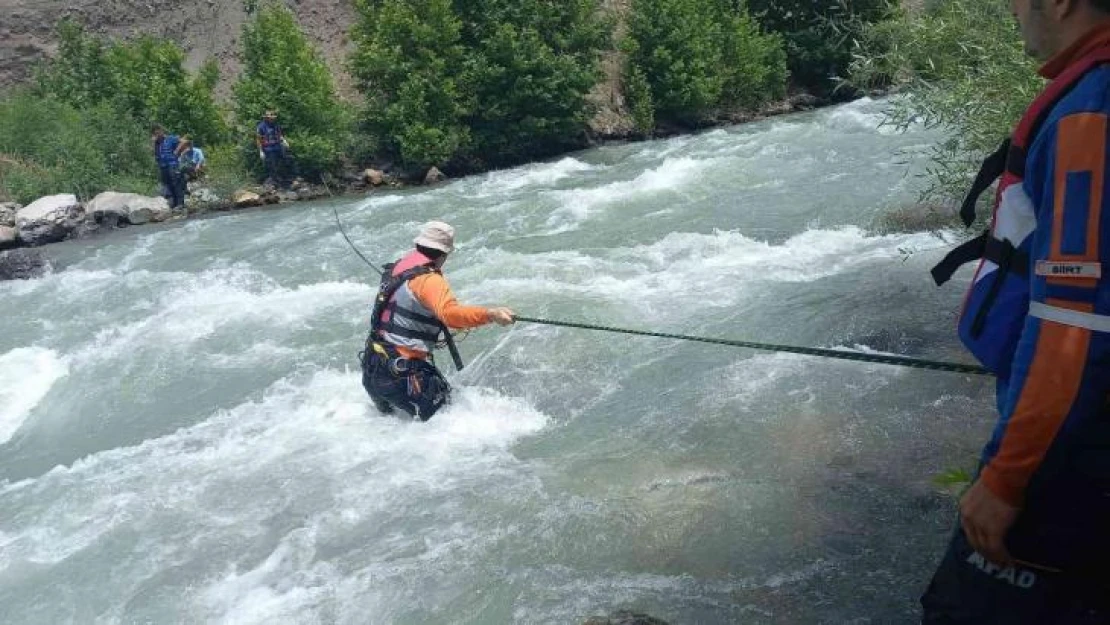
[1,0,894,203]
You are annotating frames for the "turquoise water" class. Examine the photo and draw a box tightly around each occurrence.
[0,98,994,624]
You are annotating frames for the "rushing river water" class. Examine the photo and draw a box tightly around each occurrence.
[0,98,996,624]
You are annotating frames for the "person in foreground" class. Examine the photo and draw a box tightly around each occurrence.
[360,221,515,421]
[922,0,1110,622]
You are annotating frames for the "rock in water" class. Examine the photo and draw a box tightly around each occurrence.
[582,611,671,625]
[0,248,49,280]
[424,166,447,185]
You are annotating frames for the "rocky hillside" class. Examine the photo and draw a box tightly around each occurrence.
[0,0,358,97]
[0,0,633,133]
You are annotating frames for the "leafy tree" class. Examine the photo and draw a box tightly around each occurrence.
[850,0,1038,199]
[233,2,351,177]
[34,20,227,144]
[351,0,471,170]
[456,0,607,166]
[0,91,153,203]
[747,0,893,98]
[623,0,787,126]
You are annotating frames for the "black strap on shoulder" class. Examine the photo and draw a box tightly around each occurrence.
[959,139,1010,227]
[368,261,466,372]
[931,230,1029,287]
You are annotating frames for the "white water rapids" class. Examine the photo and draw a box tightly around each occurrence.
[0,99,994,623]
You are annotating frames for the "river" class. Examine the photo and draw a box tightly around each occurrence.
[0,98,995,624]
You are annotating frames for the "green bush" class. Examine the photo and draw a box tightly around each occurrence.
[623,0,787,126]
[747,0,892,98]
[233,2,351,179]
[352,0,605,170]
[0,91,154,203]
[850,0,1038,200]
[456,0,607,167]
[351,0,472,170]
[35,19,227,144]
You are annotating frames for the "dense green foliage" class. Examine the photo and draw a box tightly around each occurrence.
[850,0,1039,199]
[36,20,227,145]
[4,1,915,201]
[0,91,153,203]
[748,0,893,98]
[233,3,352,178]
[352,0,606,170]
[622,0,787,127]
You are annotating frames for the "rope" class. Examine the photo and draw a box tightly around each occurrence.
[512,315,991,376]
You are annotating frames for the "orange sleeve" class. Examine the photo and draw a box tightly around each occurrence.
[979,112,1106,506]
[408,273,490,330]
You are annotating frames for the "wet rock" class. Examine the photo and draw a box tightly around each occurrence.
[0,225,19,250]
[423,166,446,185]
[582,612,670,625]
[15,194,84,246]
[0,202,19,227]
[260,189,281,205]
[277,190,300,203]
[85,191,171,226]
[0,248,49,280]
[232,190,263,208]
[364,168,384,186]
[189,187,221,205]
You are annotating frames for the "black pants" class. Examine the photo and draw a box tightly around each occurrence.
[921,525,1110,624]
[263,149,295,188]
[360,347,451,421]
[159,166,185,208]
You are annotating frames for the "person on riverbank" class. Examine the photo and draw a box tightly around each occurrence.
[922,1,1110,621]
[178,137,206,183]
[360,221,515,421]
[152,124,185,210]
[255,110,294,189]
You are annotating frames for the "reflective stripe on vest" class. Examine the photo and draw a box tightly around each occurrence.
[379,281,442,353]
[941,46,1110,377]
[1029,302,1110,333]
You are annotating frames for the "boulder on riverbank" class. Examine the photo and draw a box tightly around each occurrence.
[0,226,19,250]
[0,202,19,227]
[85,192,172,226]
[15,194,83,246]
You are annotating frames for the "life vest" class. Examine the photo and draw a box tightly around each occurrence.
[155,135,179,168]
[931,46,1110,378]
[258,121,284,151]
[368,251,465,371]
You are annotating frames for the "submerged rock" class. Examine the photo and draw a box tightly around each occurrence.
[0,248,49,280]
[582,611,670,625]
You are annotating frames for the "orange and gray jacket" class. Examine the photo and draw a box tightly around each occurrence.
[369,250,490,366]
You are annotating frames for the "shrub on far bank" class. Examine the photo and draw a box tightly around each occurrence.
[0,92,153,203]
[233,2,352,180]
[622,0,787,128]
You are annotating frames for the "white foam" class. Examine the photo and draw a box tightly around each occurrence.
[0,369,547,591]
[474,157,596,196]
[0,347,68,444]
[463,227,941,320]
[544,156,716,232]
